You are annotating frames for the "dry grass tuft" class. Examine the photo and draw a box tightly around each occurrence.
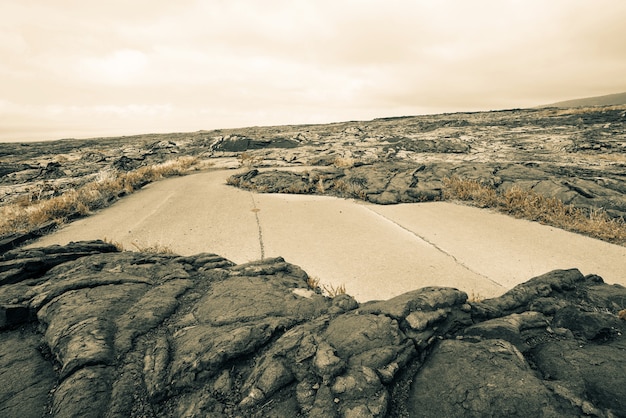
[0,156,200,237]
[443,176,626,246]
[307,276,321,292]
[307,276,347,298]
[467,291,484,303]
[101,237,175,254]
[284,182,312,194]
[548,104,626,117]
[225,175,241,187]
[102,237,125,251]
[442,177,498,208]
[130,241,175,254]
[238,152,263,168]
[316,176,326,194]
[322,283,347,298]
[333,156,358,168]
[332,179,368,200]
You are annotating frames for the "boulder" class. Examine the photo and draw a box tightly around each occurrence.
[1,243,624,417]
[211,135,300,153]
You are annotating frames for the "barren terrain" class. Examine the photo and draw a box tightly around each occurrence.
[3,105,626,232]
[1,105,626,417]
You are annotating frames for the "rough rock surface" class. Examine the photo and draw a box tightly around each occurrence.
[215,105,625,219]
[1,241,625,417]
[3,106,626,218]
[228,158,626,219]
[2,107,626,253]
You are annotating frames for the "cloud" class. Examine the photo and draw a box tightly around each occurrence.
[77,49,149,85]
[1,0,626,141]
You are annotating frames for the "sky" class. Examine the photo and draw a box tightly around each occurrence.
[1,0,626,142]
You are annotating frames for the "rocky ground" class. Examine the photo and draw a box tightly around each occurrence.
[2,106,626,218]
[1,241,625,417]
[1,105,626,417]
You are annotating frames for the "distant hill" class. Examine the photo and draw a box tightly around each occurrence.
[542,91,626,108]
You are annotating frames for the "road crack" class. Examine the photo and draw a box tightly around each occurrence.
[360,205,504,289]
[249,193,265,260]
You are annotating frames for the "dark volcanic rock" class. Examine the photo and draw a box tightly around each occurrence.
[408,338,571,417]
[229,157,626,218]
[210,134,300,152]
[3,105,626,225]
[2,106,626,416]
[0,163,35,177]
[229,163,447,204]
[0,242,625,417]
[112,155,142,171]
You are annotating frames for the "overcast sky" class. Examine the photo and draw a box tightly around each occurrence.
[1,0,626,142]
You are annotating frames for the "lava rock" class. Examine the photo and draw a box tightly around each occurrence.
[0,243,625,417]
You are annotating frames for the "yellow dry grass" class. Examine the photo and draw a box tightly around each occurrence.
[322,283,347,297]
[467,291,484,303]
[333,156,358,168]
[237,152,263,168]
[0,156,199,236]
[307,276,347,298]
[130,241,175,254]
[547,104,626,117]
[443,176,626,246]
[332,179,368,200]
[101,237,175,254]
[102,237,125,251]
[306,276,321,291]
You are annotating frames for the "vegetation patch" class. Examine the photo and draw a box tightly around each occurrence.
[307,276,347,298]
[442,176,626,246]
[130,241,176,254]
[237,152,263,168]
[0,156,199,237]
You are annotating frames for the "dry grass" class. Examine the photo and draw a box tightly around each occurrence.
[332,179,368,200]
[0,156,199,236]
[467,291,484,303]
[333,156,358,168]
[102,237,175,254]
[322,283,347,297]
[307,276,347,298]
[548,104,626,117]
[316,176,326,194]
[225,175,242,187]
[442,177,499,208]
[130,241,175,254]
[443,176,626,246]
[284,182,312,194]
[102,237,125,251]
[238,152,263,168]
[307,276,321,291]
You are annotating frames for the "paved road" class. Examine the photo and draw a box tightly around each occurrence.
[30,169,626,302]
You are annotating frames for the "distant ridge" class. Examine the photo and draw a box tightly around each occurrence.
[542,91,626,108]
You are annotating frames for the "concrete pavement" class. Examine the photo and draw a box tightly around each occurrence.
[29,169,626,302]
